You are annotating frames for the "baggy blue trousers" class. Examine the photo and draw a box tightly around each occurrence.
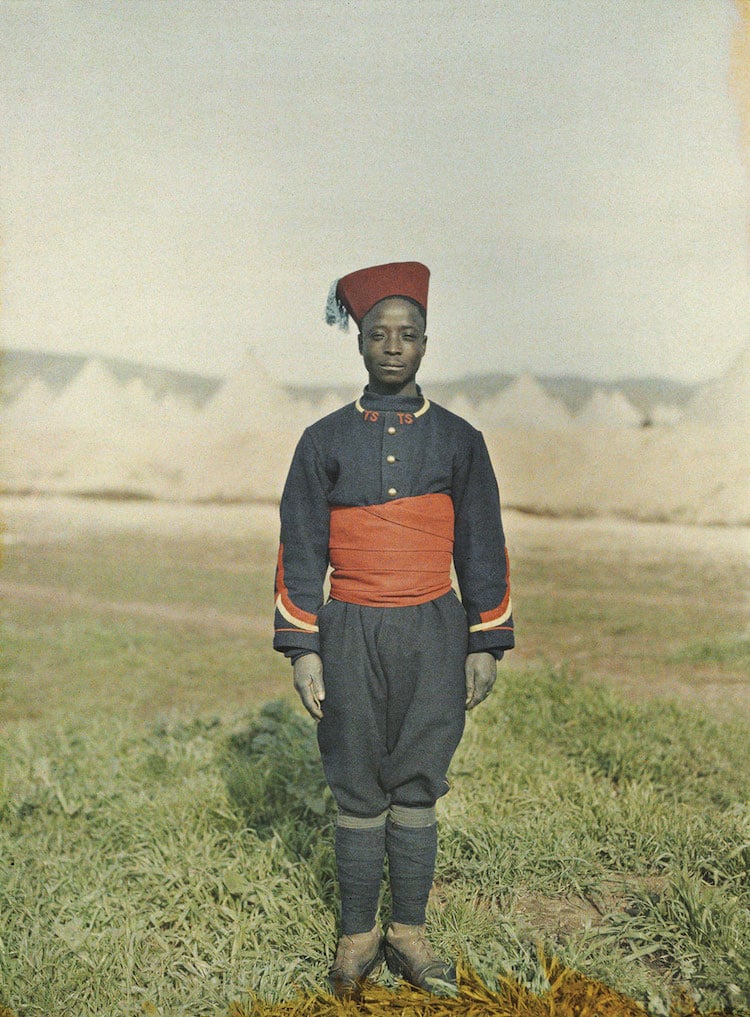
[316,589,468,817]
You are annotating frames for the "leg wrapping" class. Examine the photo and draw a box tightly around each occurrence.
[335,819,387,935]
[386,811,438,926]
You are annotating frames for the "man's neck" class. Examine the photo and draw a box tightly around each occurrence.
[366,380,420,398]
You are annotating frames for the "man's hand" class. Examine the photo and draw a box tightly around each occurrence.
[465,652,497,710]
[293,653,325,721]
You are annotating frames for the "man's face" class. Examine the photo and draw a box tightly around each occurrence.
[357,297,427,394]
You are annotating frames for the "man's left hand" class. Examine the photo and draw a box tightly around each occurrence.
[465,652,497,710]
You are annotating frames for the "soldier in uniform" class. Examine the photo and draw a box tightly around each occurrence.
[273,261,514,996]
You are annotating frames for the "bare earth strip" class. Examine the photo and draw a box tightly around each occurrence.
[1,579,268,636]
[2,493,748,561]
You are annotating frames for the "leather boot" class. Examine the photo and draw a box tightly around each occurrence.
[384,922,457,995]
[328,925,383,999]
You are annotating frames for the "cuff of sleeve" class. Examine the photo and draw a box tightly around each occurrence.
[273,630,320,657]
[468,630,514,657]
[286,648,315,665]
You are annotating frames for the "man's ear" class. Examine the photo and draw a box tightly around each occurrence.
[357,333,364,355]
[422,334,428,353]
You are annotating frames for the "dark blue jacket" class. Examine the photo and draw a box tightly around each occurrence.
[274,387,514,659]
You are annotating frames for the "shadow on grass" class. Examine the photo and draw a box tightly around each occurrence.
[221,699,337,903]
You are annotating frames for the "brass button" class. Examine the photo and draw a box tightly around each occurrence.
[388,487,398,496]
[387,426,397,434]
[386,454,396,464]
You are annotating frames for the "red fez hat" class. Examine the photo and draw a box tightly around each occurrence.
[325,261,430,331]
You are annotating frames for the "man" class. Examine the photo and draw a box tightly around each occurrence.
[273,261,514,997]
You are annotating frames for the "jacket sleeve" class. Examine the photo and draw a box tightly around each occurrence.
[273,428,331,657]
[452,427,514,656]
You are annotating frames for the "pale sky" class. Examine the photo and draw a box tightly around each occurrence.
[1,0,749,385]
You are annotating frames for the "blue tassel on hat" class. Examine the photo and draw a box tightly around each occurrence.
[325,279,349,331]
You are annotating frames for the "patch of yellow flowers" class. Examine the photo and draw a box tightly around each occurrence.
[230,959,728,1017]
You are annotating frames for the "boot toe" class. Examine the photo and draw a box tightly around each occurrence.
[384,939,457,996]
[328,938,384,999]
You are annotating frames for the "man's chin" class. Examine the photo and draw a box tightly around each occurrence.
[375,370,408,386]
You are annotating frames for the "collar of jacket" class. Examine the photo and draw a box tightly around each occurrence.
[356,385,430,415]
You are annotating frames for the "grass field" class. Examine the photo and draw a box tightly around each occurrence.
[1,497,749,1016]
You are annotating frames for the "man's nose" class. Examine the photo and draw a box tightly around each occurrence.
[384,334,402,353]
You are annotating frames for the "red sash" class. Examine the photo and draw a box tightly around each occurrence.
[329,493,454,607]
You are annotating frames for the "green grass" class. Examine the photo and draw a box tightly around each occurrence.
[0,601,284,725]
[670,637,750,669]
[0,712,336,1015]
[1,671,749,1016]
[1,510,748,1015]
[6,532,272,614]
[509,543,750,702]
[2,518,747,724]
[440,668,750,1008]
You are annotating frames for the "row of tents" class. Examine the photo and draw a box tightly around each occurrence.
[1,349,748,524]
[2,356,695,435]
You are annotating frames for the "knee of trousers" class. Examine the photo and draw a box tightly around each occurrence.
[388,804,436,828]
[336,809,388,830]
[336,805,437,830]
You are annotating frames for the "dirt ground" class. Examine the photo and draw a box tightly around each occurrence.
[4,493,746,566]
[2,494,749,722]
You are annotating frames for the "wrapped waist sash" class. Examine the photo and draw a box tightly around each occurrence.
[328,493,454,607]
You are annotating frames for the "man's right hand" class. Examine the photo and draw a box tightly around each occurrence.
[293,653,325,721]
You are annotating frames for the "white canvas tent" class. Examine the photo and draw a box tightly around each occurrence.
[477,374,571,429]
[574,388,644,428]
[684,346,750,429]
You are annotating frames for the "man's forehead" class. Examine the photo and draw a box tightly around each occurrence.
[363,297,425,328]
